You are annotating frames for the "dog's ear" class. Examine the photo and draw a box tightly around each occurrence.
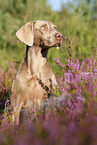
[16,21,35,46]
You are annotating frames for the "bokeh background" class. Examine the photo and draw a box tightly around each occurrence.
[0,0,97,74]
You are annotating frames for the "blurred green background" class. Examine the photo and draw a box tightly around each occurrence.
[0,0,97,74]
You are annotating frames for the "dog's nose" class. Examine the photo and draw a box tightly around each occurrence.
[55,33,63,39]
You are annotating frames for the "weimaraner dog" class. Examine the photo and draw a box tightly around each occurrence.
[10,20,63,125]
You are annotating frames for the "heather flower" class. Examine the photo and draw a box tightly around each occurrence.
[80,60,84,72]
[94,66,97,73]
[56,58,63,67]
[67,100,72,107]
[81,73,87,80]
[64,72,70,83]
[65,57,70,66]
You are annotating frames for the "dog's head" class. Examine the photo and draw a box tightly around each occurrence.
[16,20,63,49]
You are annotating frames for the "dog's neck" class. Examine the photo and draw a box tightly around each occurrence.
[25,45,47,74]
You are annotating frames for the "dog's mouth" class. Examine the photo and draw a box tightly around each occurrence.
[54,39,63,49]
[41,38,63,57]
[41,42,61,58]
[54,43,61,49]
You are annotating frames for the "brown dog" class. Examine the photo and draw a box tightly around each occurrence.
[10,20,63,125]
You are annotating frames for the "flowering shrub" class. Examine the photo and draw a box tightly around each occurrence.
[0,61,17,122]
[55,57,97,99]
[0,47,97,144]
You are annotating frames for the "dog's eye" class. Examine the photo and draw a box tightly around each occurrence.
[41,25,48,31]
[53,26,57,30]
